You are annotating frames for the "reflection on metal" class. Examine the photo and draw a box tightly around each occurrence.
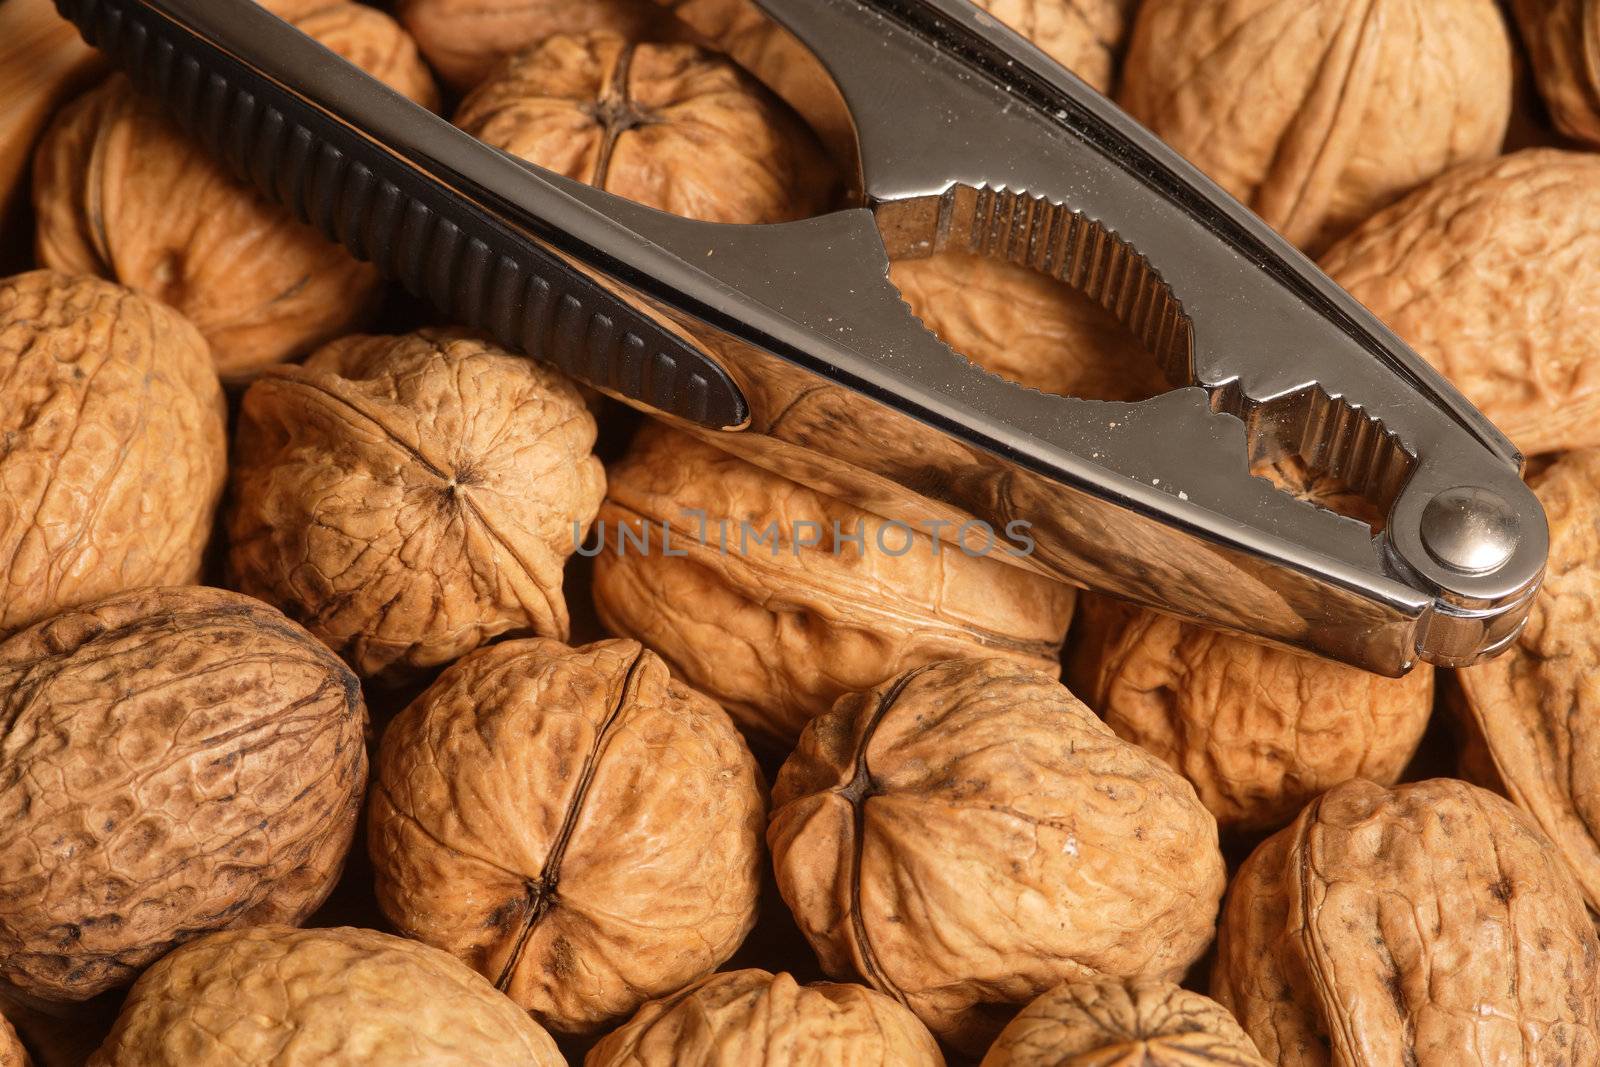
[60,0,1549,674]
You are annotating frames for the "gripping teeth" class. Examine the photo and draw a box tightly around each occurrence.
[880,183,1194,386]
[1217,381,1417,530]
[876,182,1414,531]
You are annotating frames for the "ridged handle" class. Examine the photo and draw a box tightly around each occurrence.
[53,0,749,429]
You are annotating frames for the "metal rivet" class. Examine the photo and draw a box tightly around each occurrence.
[1419,486,1521,575]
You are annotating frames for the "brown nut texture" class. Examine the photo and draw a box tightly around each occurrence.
[1512,0,1600,145]
[889,252,1170,403]
[398,0,677,91]
[769,657,1226,1055]
[369,637,764,1034]
[1320,149,1600,457]
[0,587,368,1002]
[1119,0,1512,254]
[0,270,225,637]
[591,422,1076,750]
[0,1015,26,1067]
[980,978,1267,1067]
[227,329,604,683]
[33,4,437,381]
[1456,448,1600,912]
[454,31,833,224]
[584,968,945,1066]
[1066,594,1434,834]
[1212,778,1600,1066]
[86,926,565,1066]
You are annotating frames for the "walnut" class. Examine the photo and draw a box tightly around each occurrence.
[1512,0,1600,146]
[1119,0,1512,254]
[889,252,1169,402]
[0,587,368,1002]
[398,0,1133,112]
[1066,594,1434,834]
[454,30,834,224]
[0,270,225,637]
[585,969,945,1066]
[1213,778,1600,1066]
[768,658,1226,1055]
[0,1015,26,1067]
[32,4,438,381]
[980,978,1267,1066]
[86,926,565,1066]
[1454,449,1600,912]
[227,329,604,683]
[591,422,1076,751]
[398,0,678,91]
[368,637,764,1034]
[1320,149,1600,457]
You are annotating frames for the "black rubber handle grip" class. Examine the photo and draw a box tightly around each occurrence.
[53,0,749,429]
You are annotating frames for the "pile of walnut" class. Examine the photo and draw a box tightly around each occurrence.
[1,0,1599,1064]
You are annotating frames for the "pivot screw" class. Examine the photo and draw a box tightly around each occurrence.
[1420,486,1520,575]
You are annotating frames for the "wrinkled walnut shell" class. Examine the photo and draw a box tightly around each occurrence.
[1320,149,1600,457]
[1455,449,1600,912]
[889,252,1170,403]
[1212,778,1600,1066]
[33,4,437,380]
[0,1015,26,1067]
[592,423,1076,750]
[1066,594,1434,833]
[1119,0,1512,254]
[369,637,764,1034]
[0,270,225,637]
[0,587,368,1001]
[769,658,1226,1055]
[227,330,604,683]
[86,926,565,1066]
[399,0,1133,144]
[399,0,678,90]
[980,978,1267,1066]
[455,31,834,224]
[1512,0,1600,146]
[586,969,945,1066]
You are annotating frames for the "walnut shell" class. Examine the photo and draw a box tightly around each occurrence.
[398,0,1133,116]
[86,926,565,1066]
[660,0,1139,159]
[1119,0,1512,254]
[1212,778,1600,1066]
[1066,594,1434,834]
[0,270,225,637]
[769,658,1226,1055]
[591,423,1076,750]
[980,978,1267,1067]
[0,587,368,1002]
[369,637,764,1034]
[227,330,604,683]
[1320,149,1600,457]
[454,31,833,224]
[1513,0,1600,145]
[0,1015,27,1067]
[889,252,1170,402]
[398,0,677,90]
[1456,449,1600,912]
[585,969,945,1066]
[33,4,438,381]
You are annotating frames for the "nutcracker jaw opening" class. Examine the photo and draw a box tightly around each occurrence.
[57,0,1547,674]
[686,0,1548,672]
